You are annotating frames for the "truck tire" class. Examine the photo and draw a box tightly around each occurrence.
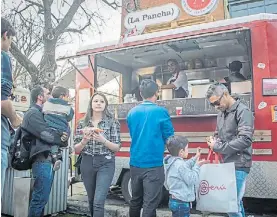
[121,170,132,204]
[121,170,167,205]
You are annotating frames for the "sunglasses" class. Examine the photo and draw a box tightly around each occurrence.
[210,93,224,107]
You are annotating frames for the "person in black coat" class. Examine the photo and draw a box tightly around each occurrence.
[21,85,68,217]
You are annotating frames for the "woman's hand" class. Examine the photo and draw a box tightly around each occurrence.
[92,132,107,144]
[82,127,94,144]
[74,127,93,154]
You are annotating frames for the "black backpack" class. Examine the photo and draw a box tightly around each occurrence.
[9,126,32,171]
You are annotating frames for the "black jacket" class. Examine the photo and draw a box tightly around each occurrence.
[21,104,68,160]
[213,100,254,172]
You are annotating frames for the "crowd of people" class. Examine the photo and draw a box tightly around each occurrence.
[1,17,254,217]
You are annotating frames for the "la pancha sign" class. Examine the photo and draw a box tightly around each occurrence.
[124,3,180,30]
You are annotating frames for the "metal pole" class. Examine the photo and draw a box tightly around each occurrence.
[67,59,122,99]
[88,55,97,89]
[13,177,34,217]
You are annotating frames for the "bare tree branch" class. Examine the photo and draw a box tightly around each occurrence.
[5,0,106,88]
[55,0,85,35]
[102,0,121,10]
[51,13,60,25]
[10,42,40,81]
[17,4,33,13]
[25,0,43,9]
[63,18,91,34]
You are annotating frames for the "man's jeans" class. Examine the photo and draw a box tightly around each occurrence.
[1,116,11,197]
[29,160,54,217]
[129,166,164,217]
[228,170,248,217]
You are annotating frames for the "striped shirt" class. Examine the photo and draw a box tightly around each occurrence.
[74,117,121,156]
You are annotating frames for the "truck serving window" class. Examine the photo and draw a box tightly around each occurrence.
[95,29,253,104]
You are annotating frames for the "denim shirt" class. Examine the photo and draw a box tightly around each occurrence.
[1,51,13,101]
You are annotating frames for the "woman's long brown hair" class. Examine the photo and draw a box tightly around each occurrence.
[83,92,113,126]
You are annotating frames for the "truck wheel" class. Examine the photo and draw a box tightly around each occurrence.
[121,170,168,205]
[121,170,132,204]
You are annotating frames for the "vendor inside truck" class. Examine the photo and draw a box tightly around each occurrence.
[160,59,189,98]
[225,60,247,83]
[221,60,248,93]
[95,29,253,104]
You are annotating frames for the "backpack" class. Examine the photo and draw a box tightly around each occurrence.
[9,126,32,171]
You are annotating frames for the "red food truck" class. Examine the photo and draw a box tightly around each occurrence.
[59,13,277,205]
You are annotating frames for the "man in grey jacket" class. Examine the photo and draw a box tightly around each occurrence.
[206,83,254,217]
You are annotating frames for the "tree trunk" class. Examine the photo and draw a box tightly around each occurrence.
[38,38,57,85]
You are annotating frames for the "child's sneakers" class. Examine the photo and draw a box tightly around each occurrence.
[52,151,63,171]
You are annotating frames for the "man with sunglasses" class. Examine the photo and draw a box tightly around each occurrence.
[206,83,254,217]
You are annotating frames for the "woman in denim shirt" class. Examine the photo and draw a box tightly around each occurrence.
[74,92,121,217]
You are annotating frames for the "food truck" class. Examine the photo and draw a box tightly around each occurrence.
[59,13,277,204]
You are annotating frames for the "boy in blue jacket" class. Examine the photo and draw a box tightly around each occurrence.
[164,135,208,217]
[42,86,74,171]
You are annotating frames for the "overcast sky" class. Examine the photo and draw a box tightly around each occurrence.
[58,1,122,95]
[3,0,122,62]
[56,0,122,59]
